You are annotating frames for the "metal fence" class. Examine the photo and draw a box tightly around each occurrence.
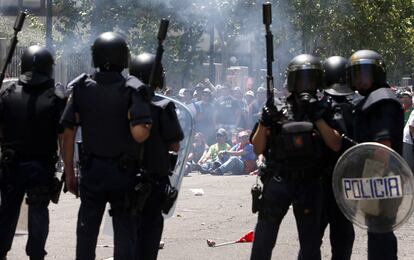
[3,44,91,85]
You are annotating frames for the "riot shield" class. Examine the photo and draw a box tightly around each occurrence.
[160,93,195,218]
[333,142,414,233]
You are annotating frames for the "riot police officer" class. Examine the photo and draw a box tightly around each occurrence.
[61,32,152,260]
[319,56,355,260]
[0,46,65,260]
[347,50,403,260]
[250,54,342,260]
[129,53,184,260]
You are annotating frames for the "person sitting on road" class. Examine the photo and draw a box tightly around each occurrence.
[198,128,231,174]
[212,130,257,175]
[185,132,209,174]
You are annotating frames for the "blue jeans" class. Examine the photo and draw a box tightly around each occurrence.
[76,157,137,260]
[0,160,55,259]
[218,156,244,175]
[250,176,322,260]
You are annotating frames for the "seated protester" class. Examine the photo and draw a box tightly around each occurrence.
[213,130,257,175]
[185,132,209,174]
[198,128,231,173]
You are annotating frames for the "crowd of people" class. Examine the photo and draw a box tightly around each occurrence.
[0,22,413,260]
[165,78,270,176]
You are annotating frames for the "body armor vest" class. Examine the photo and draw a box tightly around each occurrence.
[0,82,61,157]
[269,120,324,172]
[73,73,137,157]
[266,98,326,174]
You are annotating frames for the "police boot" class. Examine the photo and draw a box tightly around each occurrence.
[29,257,43,260]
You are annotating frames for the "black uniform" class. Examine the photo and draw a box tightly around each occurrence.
[319,94,355,260]
[61,71,152,260]
[319,56,355,260]
[0,46,65,260]
[0,82,64,259]
[130,53,184,260]
[347,49,403,260]
[251,54,335,260]
[353,87,403,260]
[136,95,183,260]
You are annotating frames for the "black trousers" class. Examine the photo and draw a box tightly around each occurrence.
[368,232,398,260]
[136,176,168,260]
[0,160,54,259]
[250,176,323,260]
[76,157,137,260]
[320,175,355,260]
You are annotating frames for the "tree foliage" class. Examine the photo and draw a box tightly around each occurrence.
[1,0,413,84]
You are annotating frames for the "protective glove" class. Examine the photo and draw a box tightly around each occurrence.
[306,98,329,122]
[259,104,280,127]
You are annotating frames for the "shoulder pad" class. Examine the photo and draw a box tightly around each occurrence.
[67,73,89,92]
[362,88,400,111]
[151,95,171,109]
[126,75,145,90]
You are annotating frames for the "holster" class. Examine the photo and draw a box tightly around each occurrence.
[124,169,152,216]
[50,173,65,204]
[162,183,178,214]
[251,183,262,214]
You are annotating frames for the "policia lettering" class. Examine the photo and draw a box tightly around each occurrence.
[343,176,402,200]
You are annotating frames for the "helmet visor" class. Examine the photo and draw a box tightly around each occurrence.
[348,64,375,91]
[288,69,323,93]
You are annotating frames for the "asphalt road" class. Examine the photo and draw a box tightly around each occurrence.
[6,173,414,259]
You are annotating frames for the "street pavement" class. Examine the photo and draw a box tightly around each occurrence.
[6,173,414,259]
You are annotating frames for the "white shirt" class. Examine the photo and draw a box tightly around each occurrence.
[403,110,414,144]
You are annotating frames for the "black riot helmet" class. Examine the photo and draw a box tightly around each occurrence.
[19,45,54,85]
[91,32,130,72]
[346,50,387,95]
[286,54,324,94]
[323,56,353,96]
[129,53,165,89]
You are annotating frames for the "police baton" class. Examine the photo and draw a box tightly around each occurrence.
[263,2,274,107]
[0,11,27,88]
[149,18,169,89]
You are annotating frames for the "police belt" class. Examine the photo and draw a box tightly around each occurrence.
[1,148,57,165]
[270,162,321,181]
[86,153,138,170]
